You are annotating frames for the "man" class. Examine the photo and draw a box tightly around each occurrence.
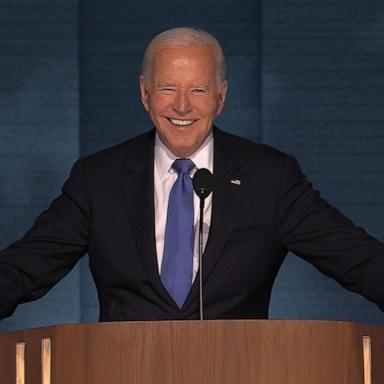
[0,27,384,322]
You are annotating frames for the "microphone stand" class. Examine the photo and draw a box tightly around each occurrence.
[192,167,213,321]
[198,196,205,320]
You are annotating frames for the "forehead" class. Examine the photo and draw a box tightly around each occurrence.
[150,45,218,83]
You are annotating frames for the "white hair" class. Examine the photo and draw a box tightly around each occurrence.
[142,26,226,83]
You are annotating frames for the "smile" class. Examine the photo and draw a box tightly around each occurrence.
[168,118,195,126]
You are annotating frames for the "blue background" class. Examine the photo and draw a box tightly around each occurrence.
[1,0,384,331]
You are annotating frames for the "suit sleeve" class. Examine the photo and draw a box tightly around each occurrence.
[279,154,384,311]
[0,159,90,320]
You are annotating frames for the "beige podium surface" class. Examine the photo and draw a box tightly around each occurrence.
[0,320,383,384]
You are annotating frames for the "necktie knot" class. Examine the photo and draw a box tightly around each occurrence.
[172,158,195,175]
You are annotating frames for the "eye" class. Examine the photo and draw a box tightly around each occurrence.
[191,88,208,95]
[159,87,176,94]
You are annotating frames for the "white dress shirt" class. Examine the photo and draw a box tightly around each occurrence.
[154,133,213,282]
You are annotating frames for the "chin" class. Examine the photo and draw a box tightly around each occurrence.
[167,140,197,157]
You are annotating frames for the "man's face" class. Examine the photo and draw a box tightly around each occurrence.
[140,44,227,157]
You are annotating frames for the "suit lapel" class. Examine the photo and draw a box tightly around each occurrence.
[120,130,175,307]
[184,128,248,309]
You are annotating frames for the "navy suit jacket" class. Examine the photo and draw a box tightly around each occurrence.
[1,128,384,321]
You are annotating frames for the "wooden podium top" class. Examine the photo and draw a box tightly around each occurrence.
[0,320,383,384]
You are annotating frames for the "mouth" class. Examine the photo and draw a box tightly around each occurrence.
[167,117,196,126]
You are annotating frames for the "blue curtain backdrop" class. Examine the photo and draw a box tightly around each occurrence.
[0,1,81,331]
[1,0,384,331]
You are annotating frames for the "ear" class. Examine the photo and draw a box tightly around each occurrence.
[216,80,228,116]
[139,75,150,111]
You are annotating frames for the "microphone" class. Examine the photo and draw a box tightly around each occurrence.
[192,168,213,320]
[192,168,213,200]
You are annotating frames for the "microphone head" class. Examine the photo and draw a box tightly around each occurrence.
[192,168,213,199]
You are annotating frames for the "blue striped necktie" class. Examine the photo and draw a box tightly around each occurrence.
[161,158,195,308]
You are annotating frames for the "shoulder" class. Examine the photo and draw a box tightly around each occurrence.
[214,127,297,174]
[81,129,155,166]
[64,129,154,186]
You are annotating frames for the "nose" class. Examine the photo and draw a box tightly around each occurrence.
[172,91,192,115]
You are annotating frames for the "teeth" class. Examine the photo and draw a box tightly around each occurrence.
[169,118,194,126]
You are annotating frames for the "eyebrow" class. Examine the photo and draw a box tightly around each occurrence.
[156,82,175,87]
[156,82,210,88]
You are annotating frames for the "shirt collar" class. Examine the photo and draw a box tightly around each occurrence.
[154,132,214,178]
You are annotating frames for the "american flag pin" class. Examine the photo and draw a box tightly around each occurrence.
[230,179,241,185]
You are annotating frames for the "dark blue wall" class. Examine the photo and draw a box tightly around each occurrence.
[0,1,80,331]
[1,0,383,331]
[264,0,384,322]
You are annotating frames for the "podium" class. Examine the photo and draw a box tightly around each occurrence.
[0,320,383,383]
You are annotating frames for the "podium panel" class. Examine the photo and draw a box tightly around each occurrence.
[0,320,383,384]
